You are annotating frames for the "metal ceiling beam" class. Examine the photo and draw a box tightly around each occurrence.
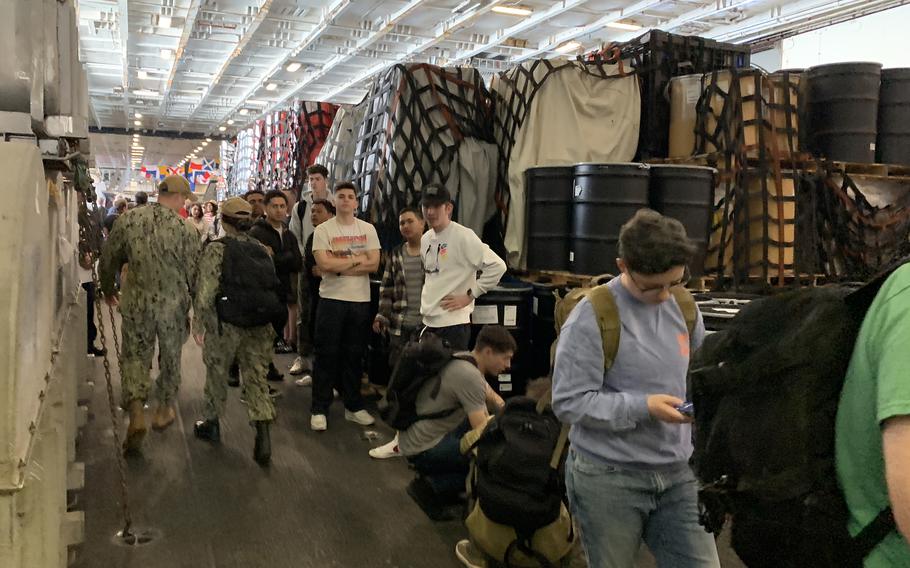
[158,0,203,118]
[211,0,350,134]
[187,0,276,123]
[511,0,662,62]
[599,0,760,47]
[260,0,436,119]
[705,0,900,42]
[316,0,509,103]
[448,0,591,64]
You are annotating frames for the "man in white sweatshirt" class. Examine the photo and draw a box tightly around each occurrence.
[420,184,506,350]
[288,164,333,375]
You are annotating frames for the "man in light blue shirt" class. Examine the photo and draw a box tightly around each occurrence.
[552,209,719,567]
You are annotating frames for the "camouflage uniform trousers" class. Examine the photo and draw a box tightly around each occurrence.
[120,302,190,408]
[202,322,277,422]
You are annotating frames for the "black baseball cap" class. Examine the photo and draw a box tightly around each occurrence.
[421,183,452,206]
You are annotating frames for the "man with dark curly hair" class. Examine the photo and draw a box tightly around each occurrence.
[552,209,719,568]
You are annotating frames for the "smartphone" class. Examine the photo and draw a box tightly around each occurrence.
[676,402,694,418]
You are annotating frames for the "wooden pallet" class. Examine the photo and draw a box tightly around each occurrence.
[701,272,828,291]
[830,161,910,178]
[517,269,602,288]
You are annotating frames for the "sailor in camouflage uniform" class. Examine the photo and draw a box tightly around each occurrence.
[99,175,201,453]
[191,197,276,465]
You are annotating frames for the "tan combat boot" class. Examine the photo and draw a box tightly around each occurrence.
[123,400,147,454]
[152,403,176,431]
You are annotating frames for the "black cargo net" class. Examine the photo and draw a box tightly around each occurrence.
[489,57,628,255]
[815,167,910,279]
[320,64,493,245]
[605,30,751,161]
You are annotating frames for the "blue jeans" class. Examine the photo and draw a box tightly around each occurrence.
[407,420,471,496]
[566,450,720,568]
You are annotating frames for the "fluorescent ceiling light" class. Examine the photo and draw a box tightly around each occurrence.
[227,119,235,125]
[134,113,143,119]
[246,99,267,106]
[606,21,642,31]
[133,120,141,125]
[238,108,249,116]
[201,141,208,146]
[491,5,533,16]
[160,49,173,59]
[286,62,302,73]
[265,83,278,91]
[555,40,581,53]
[219,126,227,131]
[205,138,212,142]
[133,89,159,97]
[158,15,172,28]
[138,70,148,80]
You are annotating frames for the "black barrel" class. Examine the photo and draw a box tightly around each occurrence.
[807,62,882,163]
[470,283,533,397]
[525,166,573,271]
[572,163,650,275]
[877,68,910,166]
[530,282,562,380]
[648,165,716,277]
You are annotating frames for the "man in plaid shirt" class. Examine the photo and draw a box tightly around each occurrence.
[370,207,426,459]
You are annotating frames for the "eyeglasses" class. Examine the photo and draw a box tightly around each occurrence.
[424,243,441,274]
[628,266,690,294]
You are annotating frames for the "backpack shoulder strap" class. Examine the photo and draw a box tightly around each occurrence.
[670,286,698,336]
[586,285,621,370]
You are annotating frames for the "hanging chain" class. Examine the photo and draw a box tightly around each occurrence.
[73,158,134,539]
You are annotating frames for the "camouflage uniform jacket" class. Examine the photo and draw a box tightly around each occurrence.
[99,203,201,311]
[193,232,269,336]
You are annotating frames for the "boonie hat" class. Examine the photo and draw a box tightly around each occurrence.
[220,197,252,219]
[421,183,452,206]
[158,175,197,202]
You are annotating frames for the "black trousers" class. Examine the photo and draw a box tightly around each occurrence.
[312,299,370,414]
[82,282,97,351]
[424,324,471,351]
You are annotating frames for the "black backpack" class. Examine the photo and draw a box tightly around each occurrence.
[378,334,476,431]
[469,397,570,568]
[214,237,287,329]
[690,278,897,567]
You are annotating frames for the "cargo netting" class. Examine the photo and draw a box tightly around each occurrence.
[490,57,637,261]
[318,63,494,246]
[605,30,751,161]
[226,101,338,196]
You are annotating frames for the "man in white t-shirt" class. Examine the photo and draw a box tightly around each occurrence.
[420,184,506,350]
[310,181,381,431]
[288,164,334,375]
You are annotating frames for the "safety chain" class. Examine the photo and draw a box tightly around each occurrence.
[72,157,134,539]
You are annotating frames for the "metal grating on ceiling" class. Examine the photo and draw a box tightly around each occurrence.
[76,0,903,137]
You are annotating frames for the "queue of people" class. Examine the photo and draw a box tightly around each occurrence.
[94,167,910,568]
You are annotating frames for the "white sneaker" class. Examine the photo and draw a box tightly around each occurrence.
[310,414,327,431]
[369,436,402,459]
[455,540,486,568]
[294,374,312,387]
[344,409,375,426]
[289,357,308,375]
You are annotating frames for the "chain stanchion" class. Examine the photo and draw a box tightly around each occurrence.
[72,158,135,543]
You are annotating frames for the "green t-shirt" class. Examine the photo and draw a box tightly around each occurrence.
[836,264,910,566]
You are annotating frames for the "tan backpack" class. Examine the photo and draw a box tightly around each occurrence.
[552,276,698,370]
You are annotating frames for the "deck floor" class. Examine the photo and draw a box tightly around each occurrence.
[74,330,745,568]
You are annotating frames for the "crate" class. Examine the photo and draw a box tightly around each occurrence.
[610,30,751,161]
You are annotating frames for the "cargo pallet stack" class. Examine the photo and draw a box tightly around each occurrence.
[660,62,910,291]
